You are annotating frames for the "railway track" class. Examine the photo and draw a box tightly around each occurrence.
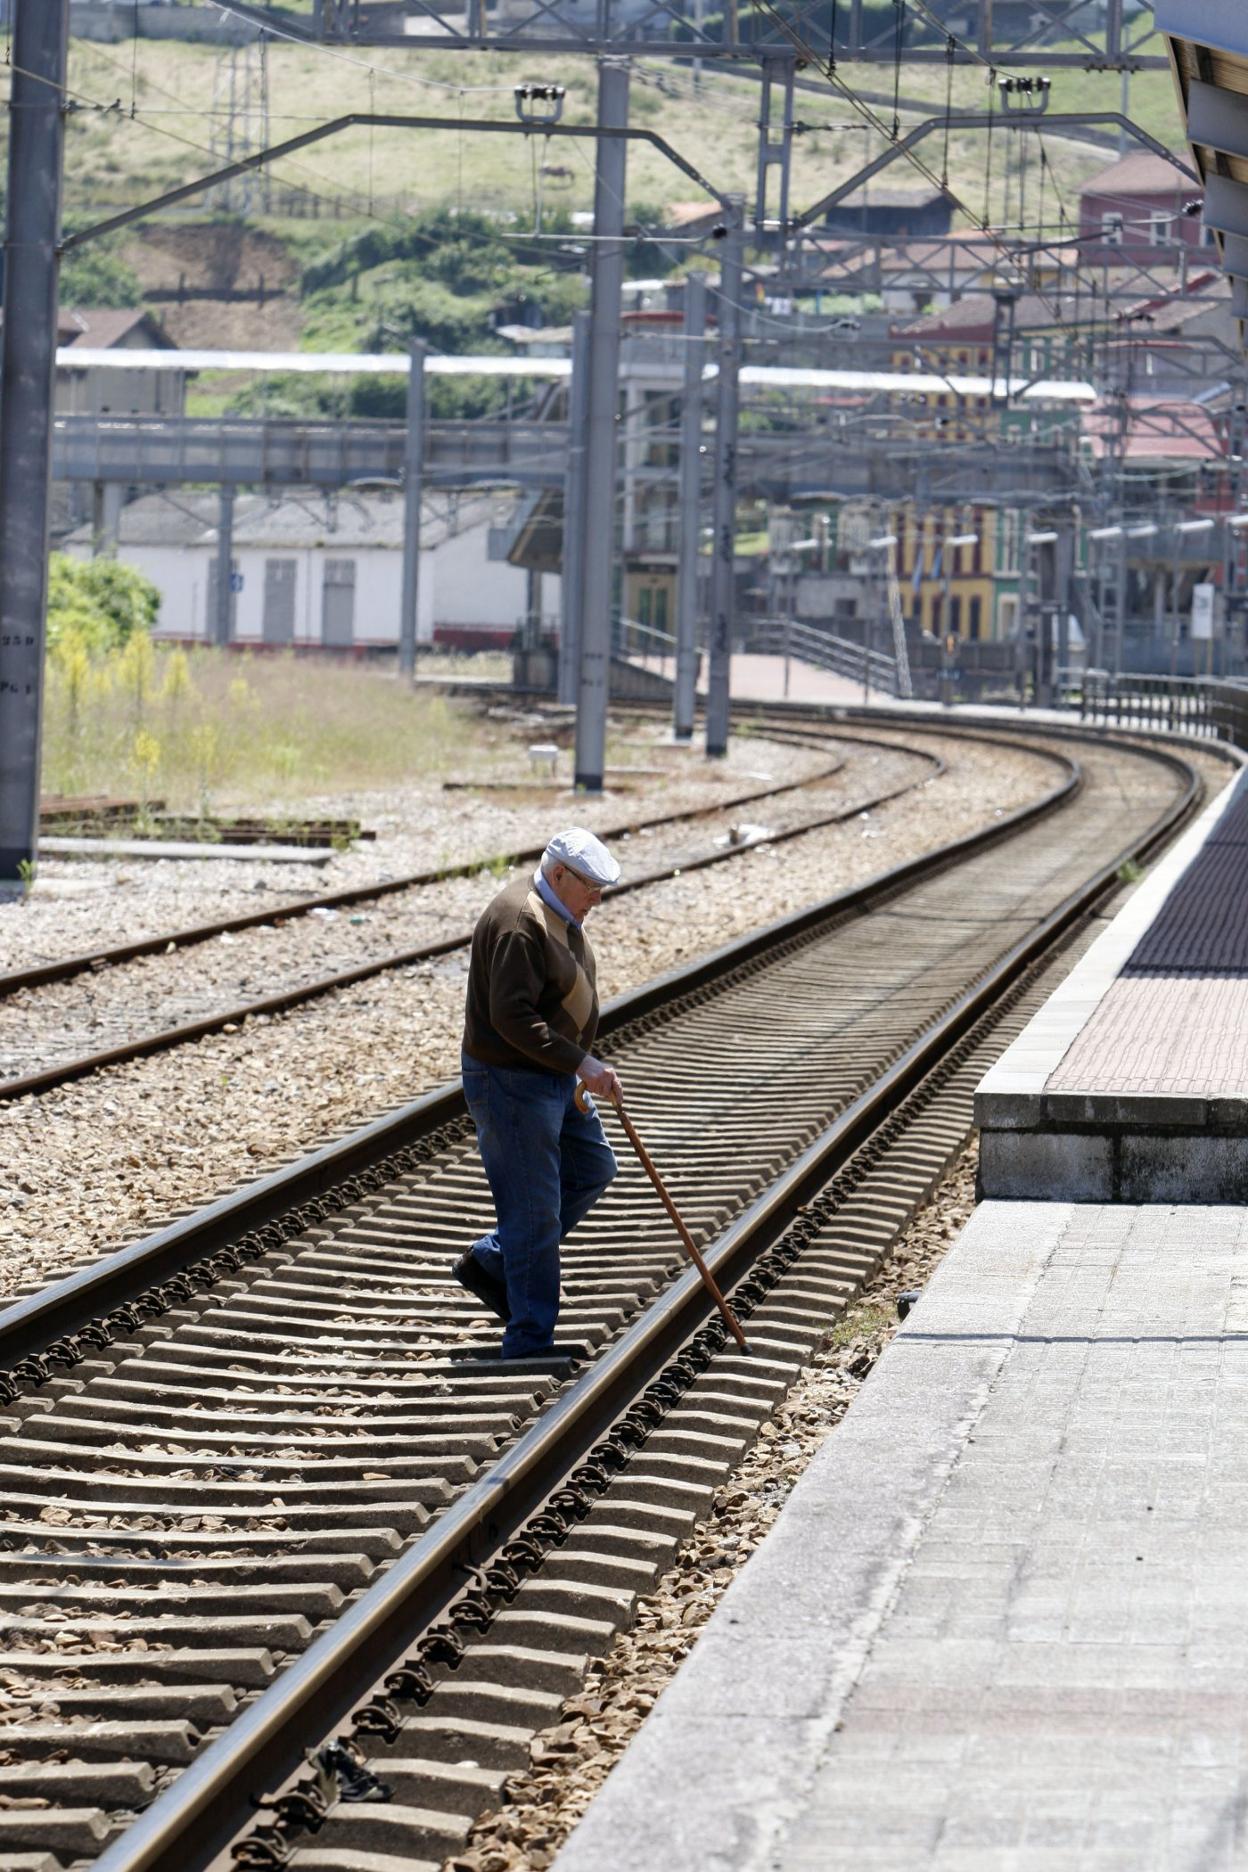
[3,725,859,994]
[0,725,1208,1872]
[0,730,942,1103]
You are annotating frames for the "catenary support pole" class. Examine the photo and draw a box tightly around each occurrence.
[1056,523,1073,696]
[399,339,427,678]
[0,0,70,886]
[705,213,744,759]
[574,59,629,791]
[559,310,591,707]
[91,483,124,559]
[214,490,236,648]
[673,273,706,741]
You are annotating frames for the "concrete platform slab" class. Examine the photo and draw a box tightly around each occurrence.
[977,761,1248,1200]
[553,1199,1248,1872]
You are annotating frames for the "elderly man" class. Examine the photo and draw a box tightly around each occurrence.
[455,828,622,1360]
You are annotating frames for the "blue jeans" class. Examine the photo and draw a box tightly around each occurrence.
[461,1052,617,1358]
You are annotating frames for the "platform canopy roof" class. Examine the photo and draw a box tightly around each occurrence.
[54,348,1096,404]
[1158,0,1248,348]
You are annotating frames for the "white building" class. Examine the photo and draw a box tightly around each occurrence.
[64,489,553,650]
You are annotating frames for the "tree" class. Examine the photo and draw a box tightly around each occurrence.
[47,554,160,652]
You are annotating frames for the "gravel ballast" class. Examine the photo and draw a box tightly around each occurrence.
[443,1143,981,1872]
[2,717,829,972]
[0,729,1056,1297]
[0,738,921,1084]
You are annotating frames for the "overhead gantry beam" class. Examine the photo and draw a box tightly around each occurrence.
[210,0,1167,65]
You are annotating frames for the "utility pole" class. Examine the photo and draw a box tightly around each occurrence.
[214,490,236,648]
[674,272,706,741]
[0,0,70,887]
[559,310,591,707]
[1056,521,1073,698]
[574,59,629,791]
[754,57,795,247]
[705,212,744,759]
[398,339,426,678]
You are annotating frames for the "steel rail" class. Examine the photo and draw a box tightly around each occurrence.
[0,746,944,1105]
[0,742,1073,1372]
[88,740,1203,1872]
[3,746,861,997]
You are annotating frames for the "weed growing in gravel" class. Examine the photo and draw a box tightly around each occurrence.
[828,1299,894,1347]
[42,645,491,809]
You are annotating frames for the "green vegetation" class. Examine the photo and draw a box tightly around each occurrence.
[47,554,161,653]
[829,1300,894,1348]
[59,231,144,309]
[205,206,592,419]
[41,646,494,810]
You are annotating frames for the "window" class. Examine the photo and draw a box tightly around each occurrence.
[969,595,983,640]
[1149,211,1172,246]
[948,595,962,636]
[1101,211,1125,246]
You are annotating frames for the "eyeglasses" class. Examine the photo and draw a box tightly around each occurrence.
[559,863,603,893]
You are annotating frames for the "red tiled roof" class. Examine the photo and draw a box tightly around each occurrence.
[1083,396,1223,462]
[1080,150,1190,201]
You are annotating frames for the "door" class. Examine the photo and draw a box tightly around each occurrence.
[322,558,356,647]
[263,558,297,645]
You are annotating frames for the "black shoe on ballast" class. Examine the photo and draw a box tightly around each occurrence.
[453,1250,511,1323]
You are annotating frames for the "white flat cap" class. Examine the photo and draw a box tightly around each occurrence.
[543,826,621,886]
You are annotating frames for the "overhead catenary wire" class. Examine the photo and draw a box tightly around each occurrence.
[20,41,427,235]
[207,0,519,97]
[748,0,1138,333]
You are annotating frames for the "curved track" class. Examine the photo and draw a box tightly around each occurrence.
[0,730,943,1103]
[0,726,1206,1872]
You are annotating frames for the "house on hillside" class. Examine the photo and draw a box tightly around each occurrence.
[47,308,186,537]
[1078,151,1208,270]
[55,307,186,417]
[824,185,953,242]
[62,489,551,651]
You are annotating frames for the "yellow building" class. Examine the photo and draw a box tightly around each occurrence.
[886,295,1037,642]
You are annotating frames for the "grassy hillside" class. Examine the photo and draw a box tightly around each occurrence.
[12,30,1185,245]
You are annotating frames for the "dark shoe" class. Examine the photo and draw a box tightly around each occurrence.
[453,1250,510,1323]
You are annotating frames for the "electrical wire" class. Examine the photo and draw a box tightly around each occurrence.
[56,39,417,230]
[750,0,1134,335]
[207,2,519,97]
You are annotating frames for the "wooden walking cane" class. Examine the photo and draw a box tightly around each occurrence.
[576,1083,751,1354]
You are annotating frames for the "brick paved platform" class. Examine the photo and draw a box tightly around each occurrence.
[553,1200,1248,1872]
[978,764,1248,1202]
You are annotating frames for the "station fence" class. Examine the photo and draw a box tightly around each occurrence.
[1078,673,1248,745]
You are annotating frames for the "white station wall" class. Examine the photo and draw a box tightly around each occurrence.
[67,523,552,647]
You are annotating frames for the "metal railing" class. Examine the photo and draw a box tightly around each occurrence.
[615,616,679,666]
[747,617,900,695]
[1079,672,1222,739]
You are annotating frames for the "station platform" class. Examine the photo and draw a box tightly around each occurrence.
[978,764,1248,1203]
[552,746,1248,1872]
[554,1197,1248,1872]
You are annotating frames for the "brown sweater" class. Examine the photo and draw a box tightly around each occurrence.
[462,874,599,1075]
